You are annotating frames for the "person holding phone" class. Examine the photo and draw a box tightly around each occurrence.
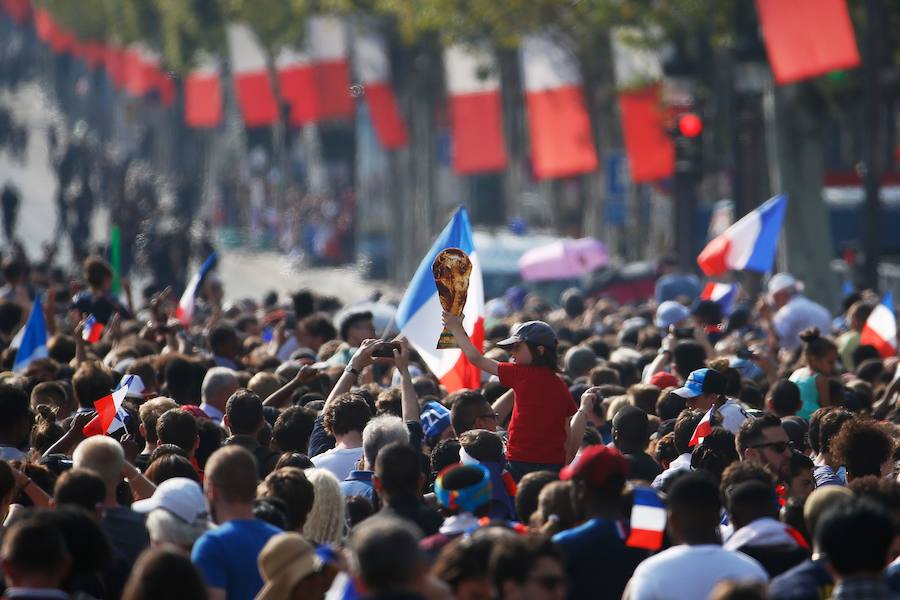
[441,311,598,481]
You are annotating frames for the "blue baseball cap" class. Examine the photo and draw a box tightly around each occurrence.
[421,401,451,442]
[673,368,726,399]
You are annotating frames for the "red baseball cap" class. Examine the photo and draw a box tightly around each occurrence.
[650,372,679,389]
[560,445,630,487]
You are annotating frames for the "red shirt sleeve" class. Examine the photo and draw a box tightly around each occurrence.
[497,362,522,388]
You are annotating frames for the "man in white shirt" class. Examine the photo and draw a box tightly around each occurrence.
[624,471,767,600]
[311,393,371,481]
[767,273,832,352]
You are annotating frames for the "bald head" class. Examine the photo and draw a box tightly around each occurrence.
[73,436,125,492]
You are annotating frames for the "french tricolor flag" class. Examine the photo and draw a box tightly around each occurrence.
[697,194,787,277]
[308,16,354,122]
[688,406,716,447]
[227,24,279,127]
[626,488,666,550]
[396,208,485,392]
[185,54,222,128]
[444,44,507,174]
[353,27,408,150]
[700,282,738,316]
[521,34,598,180]
[83,376,137,437]
[860,292,897,358]
[82,315,104,344]
[176,252,219,327]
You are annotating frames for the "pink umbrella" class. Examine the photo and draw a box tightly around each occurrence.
[518,237,609,282]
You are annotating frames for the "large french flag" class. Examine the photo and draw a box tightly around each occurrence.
[860,292,897,358]
[626,488,666,551]
[700,282,739,316]
[176,252,219,327]
[353,27,408,150]
[308,16,354,121]
[227,24,279,127]
[396,208,485,392]
[697,194,786,277]
[521,34,598,180]
[755,0,860,86]
[12,296,48,373]
[1,0,31,24]
[185,54,222,128]
[276,47,317,126]
[444,44,507,174]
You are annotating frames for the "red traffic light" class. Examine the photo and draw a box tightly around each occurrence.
[678,113,703,138]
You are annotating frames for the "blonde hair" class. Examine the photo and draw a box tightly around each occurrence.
[302,468,346,545]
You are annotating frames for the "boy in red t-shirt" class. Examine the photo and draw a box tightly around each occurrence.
[442,312,599,481]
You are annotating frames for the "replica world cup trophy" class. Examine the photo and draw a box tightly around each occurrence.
[432,248,472,349]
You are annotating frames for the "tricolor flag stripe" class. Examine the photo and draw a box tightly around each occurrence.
[308,16,353,121]
[860,292,897,358]
[176,252,219,327]
[83,384,130,437]
[353,28,408,150]
[227,24,279,127]
[83,315,103,344]
[185,54,222,128]
[700,282,738,315]
[688,406,715,447]
[12,296,48,373]
[276,47,318,125]
[521,34,598,180]
[396,207,485,392]
[444,44,507,174]
[697,194,786,277]
[627,488,666,551]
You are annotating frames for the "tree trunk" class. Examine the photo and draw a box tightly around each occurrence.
[766,83,837,309]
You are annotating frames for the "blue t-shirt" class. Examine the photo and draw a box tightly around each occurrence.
[192,519,282,600]
[769,558,832,600]
[552,518,647,600]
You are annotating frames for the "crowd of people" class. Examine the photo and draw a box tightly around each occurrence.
[0,248,894,600]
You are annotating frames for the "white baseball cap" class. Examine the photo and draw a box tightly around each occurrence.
[767,273,797,297]
[132,477,208,523]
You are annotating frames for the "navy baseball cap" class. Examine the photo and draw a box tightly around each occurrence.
[672,368,726,399]
[496,321,557,348]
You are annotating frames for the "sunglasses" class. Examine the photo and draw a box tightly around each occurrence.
[529,574,567,591]
[750,441,793,453]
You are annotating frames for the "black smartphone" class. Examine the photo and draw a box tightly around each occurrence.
[674,327,695,339]
[371,341,401,358]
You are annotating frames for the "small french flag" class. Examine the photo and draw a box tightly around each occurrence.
[176,252,219,327]
[688,406,716,447]
[82,381,132,437]
[83,315,104,344]
[697,194,786,277]
[860,292,897,358]
[700,282,738,316]
[627,487,666,550]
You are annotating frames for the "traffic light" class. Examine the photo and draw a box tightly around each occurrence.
[673,112,703,178]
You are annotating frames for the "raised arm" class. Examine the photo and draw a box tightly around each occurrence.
[441,311,499,376]
[493,388,515,424]
[324,339,380,410]
[567,387,601,464]
[263,365,320,408]
[393,339,420,424]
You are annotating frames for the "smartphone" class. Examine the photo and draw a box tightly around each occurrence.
[371,341,401,358]
[284,311,297,330]
[674,327,695,339]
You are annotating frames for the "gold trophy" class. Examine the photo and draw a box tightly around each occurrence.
[433,248,472,349]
